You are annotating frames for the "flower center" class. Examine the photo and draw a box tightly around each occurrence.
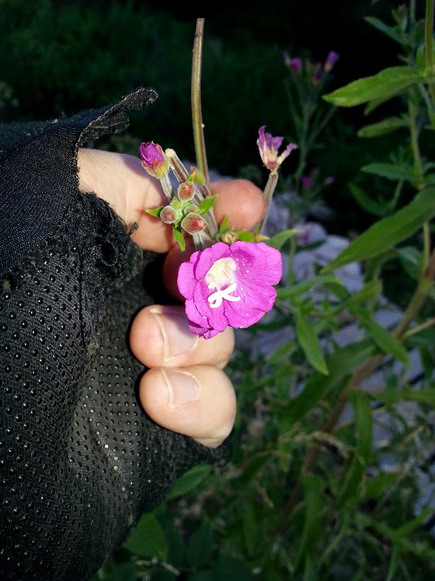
[205,257,241,309]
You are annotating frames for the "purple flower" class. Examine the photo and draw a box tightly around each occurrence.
[324,50,340,73]
[139,141,169,178]
[283,51,302,73]
[257,126,298,174]
[177,241,282,339]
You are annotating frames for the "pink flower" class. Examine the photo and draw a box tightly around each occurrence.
[177,241,282,339]
[139,141,169,178]
[257,126,298,173]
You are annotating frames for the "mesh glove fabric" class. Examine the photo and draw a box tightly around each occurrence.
[0,88,228,581]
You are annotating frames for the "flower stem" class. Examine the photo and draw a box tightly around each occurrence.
[257,171,279,234]
[158,174,173,200]
[191,18,210,185]
[425,0,434,74]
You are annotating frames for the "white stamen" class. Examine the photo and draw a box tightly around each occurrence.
[208,283,241,308]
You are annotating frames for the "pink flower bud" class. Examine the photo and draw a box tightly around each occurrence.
[139,141,170,178]
[181,212,207,235]
[177,182,196,202]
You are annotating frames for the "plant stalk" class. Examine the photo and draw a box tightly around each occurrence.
[191,18,210,185]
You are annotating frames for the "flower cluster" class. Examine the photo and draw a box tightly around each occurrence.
[140,126,297,338]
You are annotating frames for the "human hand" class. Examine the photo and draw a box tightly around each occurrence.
[78,148,265,448]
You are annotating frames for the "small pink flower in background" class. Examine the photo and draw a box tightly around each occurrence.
[257,126,298,174]
[324,50,340,73]
[177,241,282,339]
[139,141,170,178]
[301,176,313,189]
[283,51,302,73]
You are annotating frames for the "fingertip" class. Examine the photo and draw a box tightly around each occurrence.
[139,365,236,448]
[212,179,265,231]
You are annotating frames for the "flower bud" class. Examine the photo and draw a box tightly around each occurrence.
[177,181,196,202]
[139,141,170,178]
[181,212,207,235]
[160,205,180,224]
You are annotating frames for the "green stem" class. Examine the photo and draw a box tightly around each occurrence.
[256,171,279,234]
[191,18,210,185]
[425,0,434,74]
[408,93,424,188]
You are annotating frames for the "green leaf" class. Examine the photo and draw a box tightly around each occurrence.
[396,245,423,280]
[122,512,167,559]
[322,188,435,272]
[362,473,398,501]
[276,273,344,300]
[146,206,163,217]
[295,474,324,571]
[338,390,373,505]
[198,195,217,215]
[166,464,212,499]
[187,523,213,568]
[173,226,186,252]
[357,116,408,138]
[364,16,402,44]
[361,162,413,182]
[403,386,435,405]
[265,228,299,250]
[323,66,422,107]
[101,563,137,581]
[288,340,374,423]
[295,311,328,375]
[349,182,388,217]
[361,318,410,366]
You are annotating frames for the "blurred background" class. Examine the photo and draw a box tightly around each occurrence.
[0,0,409,235]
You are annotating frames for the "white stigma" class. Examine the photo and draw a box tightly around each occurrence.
[205,257,241,309]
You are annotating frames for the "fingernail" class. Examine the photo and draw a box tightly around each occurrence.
[161,369,199,409]
[151,307,199,359]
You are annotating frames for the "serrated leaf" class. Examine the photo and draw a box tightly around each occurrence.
[361,162,413,182]
[357,116,408,138]
[322,188,435,272]
[123,512,167,559]
[295,311,328,375]
[323,66,422,107]
[362,318,410,366]
[166,464,212,499]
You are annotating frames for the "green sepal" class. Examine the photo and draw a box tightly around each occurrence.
[145,206,163,217]
[198,195,217,215]
[172,226,186,252]
[236,230,257,242]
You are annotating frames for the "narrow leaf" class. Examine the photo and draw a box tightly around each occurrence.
[362,318,410,366]
[166,464,212,499]
[323,66,422,107]
[361,162,413,182]
[349,183,388,217]
[295,311,328,375]
[198,195,217,215]
[364,16,402,44]
[288,340,374,423]
[322,188,435,272]
[266,228,299,250]
[357,116,408,138]
[276,273,344,300]
[339,390,373,505]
